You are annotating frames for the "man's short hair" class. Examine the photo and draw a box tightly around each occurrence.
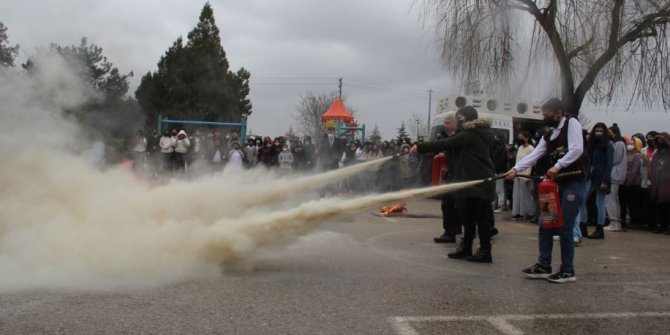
[443,111,456,120]
[541,98,564,113]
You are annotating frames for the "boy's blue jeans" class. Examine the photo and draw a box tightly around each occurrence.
[537,178,587,273]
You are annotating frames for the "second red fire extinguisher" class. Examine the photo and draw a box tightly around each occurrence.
[431,153,448,186]
[538,178,564,230]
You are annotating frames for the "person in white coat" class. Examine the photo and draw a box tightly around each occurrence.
[159,130,175,174]
[605,124,627,232]
[173,130,191,173]
[511,131,535,220]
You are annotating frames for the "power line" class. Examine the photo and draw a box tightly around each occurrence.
[251,82,334,86]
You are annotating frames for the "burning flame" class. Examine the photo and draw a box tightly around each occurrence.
[380,203,407,216]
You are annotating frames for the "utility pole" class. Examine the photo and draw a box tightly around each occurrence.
[416,117,420,142]
[338,77,342,100]
[427,89,433,135]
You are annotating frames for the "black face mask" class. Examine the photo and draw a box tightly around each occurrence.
[456,120,464,130]
[647,139,655,148]
[516,139,526,146]
[543,116,559,128]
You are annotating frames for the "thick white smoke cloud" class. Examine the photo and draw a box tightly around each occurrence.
[0,55,378,292]
[0,54,478,292]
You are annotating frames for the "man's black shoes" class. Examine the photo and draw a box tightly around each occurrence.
[433,234,456,243]
[447,244,472,259]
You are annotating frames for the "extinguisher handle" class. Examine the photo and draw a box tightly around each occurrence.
[514,174,543,181]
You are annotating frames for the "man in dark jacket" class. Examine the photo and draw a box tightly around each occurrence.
[649,132,670,234]
[433,112,460,243]
[318,126,345,171]
[411,106,496,263]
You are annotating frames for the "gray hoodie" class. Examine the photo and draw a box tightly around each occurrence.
[610,140,628,185]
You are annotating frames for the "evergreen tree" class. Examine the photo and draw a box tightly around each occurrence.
[136,2,252,128]
[396,121,409,143]
[0,22,19,67]
[369,124,382,144]
[23,38,139,156]
[25,38,133,99]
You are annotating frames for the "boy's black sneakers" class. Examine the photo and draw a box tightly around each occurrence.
[522,263,552,279]
[547,270,576,283]
[466,249,492,263]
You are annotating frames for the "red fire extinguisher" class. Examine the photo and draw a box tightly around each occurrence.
[537,178,563,229]
[431,153,448,185]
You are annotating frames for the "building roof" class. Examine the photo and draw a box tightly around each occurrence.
[321,98,354,121]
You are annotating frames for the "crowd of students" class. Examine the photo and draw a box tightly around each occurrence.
[126,126,435,192]
[498,124,670,240]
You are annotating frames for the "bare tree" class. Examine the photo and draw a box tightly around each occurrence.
[407,112,431,140]
[416,0,670,114]
[292,91,356,140]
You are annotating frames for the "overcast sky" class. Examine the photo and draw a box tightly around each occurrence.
[2,0,667,139]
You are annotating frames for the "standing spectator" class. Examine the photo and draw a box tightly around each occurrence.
[621,137,642,229]
[271,138,282,167]
[504,142,517,212]
[641,131,658,230]
[318,126,345,171]
[648,132,670,234]
[369,143,384,192]
[380,141,398,191]
[210,138,224,170]
[173,130,191,173]
[292,142,308,171]
[258,139,274,168]
[146,129,160,177]
[243,138,258,168]
[340,142,359,191]
[302,136,316,170]
[491,134,510,210]
[277,144,294,172]
[131,129,147,172]
[341,142,358,166]
[227,141,245,169]
[585,123,613,239]
[159,130,175,174]
[605,124,627,232]
[396,144,414,190]
[511,131,535,220]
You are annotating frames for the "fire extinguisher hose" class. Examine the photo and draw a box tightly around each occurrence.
[484,170,584,183]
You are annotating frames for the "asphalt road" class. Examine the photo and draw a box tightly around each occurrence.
[2,198,669,334]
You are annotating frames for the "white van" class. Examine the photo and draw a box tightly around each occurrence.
[429,95,545,144]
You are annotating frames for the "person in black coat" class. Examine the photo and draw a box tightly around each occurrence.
[411,106,496,263]
[318,126,345,171]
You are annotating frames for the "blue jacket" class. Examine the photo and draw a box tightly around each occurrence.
[588,141,613,194]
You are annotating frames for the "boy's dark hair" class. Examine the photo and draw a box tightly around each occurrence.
[456,106,478,121]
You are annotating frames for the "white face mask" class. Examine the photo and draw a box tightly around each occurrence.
[627,144,634,151]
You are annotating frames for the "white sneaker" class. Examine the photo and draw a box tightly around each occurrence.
[604,222,623,232]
